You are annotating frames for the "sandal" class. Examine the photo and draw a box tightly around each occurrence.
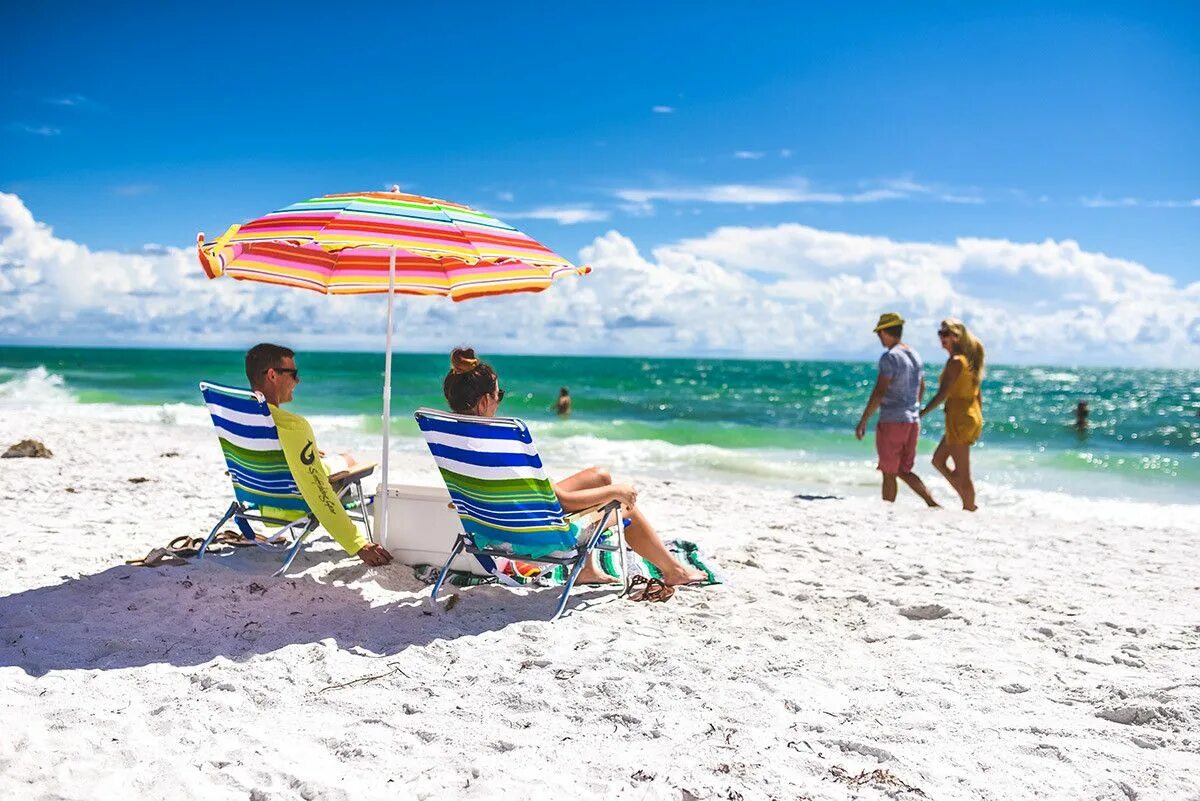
[627,576,676,603]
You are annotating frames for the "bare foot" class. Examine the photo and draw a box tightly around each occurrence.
[662,565,707,586]
[963,504,978,512]
[575,564,619,585]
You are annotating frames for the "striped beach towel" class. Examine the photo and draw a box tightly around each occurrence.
[413,539,724,588]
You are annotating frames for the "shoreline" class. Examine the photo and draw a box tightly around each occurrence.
[2,408,1198,799]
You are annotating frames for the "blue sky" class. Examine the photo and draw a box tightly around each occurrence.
[1,2,1198,364]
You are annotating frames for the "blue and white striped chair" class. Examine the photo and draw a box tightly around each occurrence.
[415,407,628,621]
[199,381,373,576]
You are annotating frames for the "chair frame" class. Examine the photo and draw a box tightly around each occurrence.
[198,381,374,576]
[417,408,630,621]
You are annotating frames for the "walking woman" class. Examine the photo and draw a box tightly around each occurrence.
[920,318,985,511]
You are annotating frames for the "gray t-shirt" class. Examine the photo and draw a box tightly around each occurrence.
[877,346,923,423]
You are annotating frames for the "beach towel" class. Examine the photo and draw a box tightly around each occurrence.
[413,538,725,588]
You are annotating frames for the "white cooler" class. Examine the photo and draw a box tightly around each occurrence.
[372,484,490,575]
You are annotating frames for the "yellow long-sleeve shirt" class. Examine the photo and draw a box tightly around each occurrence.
[261,404,369,556]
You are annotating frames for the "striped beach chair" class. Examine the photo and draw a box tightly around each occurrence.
[415,407,628,621]
[199,381,373,576]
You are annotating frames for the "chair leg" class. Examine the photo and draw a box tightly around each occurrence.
[615,514,630,597]
[233,515,257,541]
[273,520,320,577]
[428,535,466,612]
[197,503,237,560]
[354,480,373,543]
[552,548,594,622]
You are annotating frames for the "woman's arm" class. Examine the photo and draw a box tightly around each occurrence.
[920,357,962,417]
[554,482,637,513]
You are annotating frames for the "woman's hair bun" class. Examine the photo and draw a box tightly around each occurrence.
[450,347,480,374]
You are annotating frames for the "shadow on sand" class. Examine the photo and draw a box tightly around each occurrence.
[0,548,614,676]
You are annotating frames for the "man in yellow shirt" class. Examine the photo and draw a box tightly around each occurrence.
[246,343,393,567]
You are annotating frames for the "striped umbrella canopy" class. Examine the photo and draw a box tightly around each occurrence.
[196,188,589,538]
[197,189,588,300]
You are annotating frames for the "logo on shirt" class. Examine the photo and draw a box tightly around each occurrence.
[300,441,316,465]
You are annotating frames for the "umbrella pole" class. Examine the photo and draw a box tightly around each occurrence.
[379,245,397,543]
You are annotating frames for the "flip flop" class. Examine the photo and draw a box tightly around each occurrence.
[213,530,257,547]
[126,547,189,567]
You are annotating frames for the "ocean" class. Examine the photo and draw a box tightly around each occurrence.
[1,346,1196,505]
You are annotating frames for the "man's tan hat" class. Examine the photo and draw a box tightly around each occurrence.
[873,312,905,332]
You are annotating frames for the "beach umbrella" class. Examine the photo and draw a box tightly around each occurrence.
[197,188,588,536]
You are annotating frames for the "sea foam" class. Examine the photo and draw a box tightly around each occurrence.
[0,366,75,406]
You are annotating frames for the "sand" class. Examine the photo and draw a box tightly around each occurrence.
[1,408,1198,801]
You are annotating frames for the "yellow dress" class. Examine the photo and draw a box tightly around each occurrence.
[944,355,983,446]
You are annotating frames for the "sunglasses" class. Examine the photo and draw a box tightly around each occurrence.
[266,367,300,379]
[937,329,953,338]
[496,387,506,403]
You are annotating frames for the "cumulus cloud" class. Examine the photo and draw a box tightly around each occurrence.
[0,192,1196,366]
[651,105,675,114]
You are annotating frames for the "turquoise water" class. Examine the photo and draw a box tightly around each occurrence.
[1,346,1197,503]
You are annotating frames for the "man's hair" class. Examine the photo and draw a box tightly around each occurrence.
[879,324,903,339]
[245,343,295,388]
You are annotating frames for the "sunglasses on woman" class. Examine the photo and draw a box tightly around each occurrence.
[937,329,952,338]
[496,387,505,403]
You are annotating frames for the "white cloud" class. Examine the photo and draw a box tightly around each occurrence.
[780,149,793,158]
[733,151,764,160]
[497,206,610,225]
[12,124,61,136]
[617,179,898,205]
[1082,195,1200,209]
[0,192,1196,366]
[44,94,92,107]
[113,184,156,197]
[615,177,984,208]
[651,105,675,114]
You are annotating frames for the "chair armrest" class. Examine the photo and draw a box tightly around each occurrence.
[564,499,621,521]
[328,462,377,489]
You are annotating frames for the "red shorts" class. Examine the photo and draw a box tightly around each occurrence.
[876,422,919,474]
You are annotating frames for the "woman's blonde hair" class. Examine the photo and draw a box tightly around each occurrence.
[941,318,985,384]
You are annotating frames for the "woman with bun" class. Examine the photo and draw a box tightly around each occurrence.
[443,348,706,586]
[920,318,985,511]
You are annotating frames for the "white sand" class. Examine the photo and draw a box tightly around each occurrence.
[1,409,1198,801]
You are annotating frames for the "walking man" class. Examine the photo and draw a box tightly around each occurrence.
[855,313,939,507]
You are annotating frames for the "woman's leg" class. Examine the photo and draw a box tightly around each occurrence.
[948,444,976,511]
[622,506,705,585]
[556,466,612,500]
[931,437,953,484]
[558,467,618,583]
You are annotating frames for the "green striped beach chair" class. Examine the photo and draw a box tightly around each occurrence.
[199,381,373,576]
[415,407,629,621]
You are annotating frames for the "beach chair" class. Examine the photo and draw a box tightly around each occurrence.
[198,381,374,576]
[415,407,628,621]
